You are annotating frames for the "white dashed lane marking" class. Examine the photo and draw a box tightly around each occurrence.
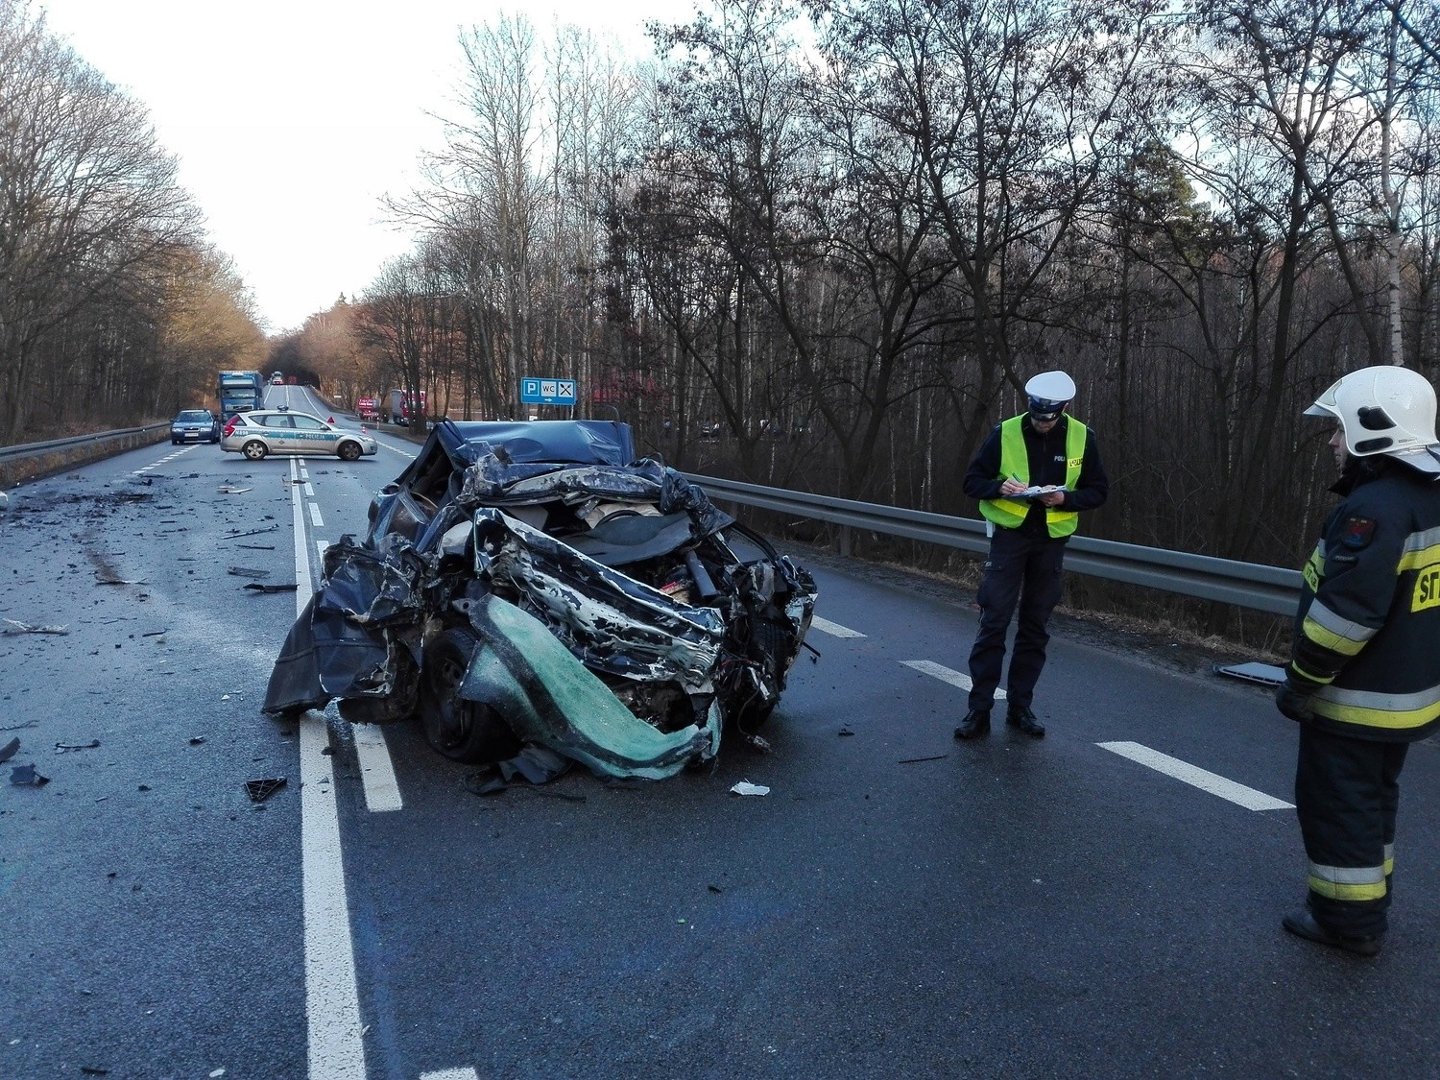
[902,659,1008,700]
[1099,741,1294,811]
[810,615,865,639]
[131,444,197,474]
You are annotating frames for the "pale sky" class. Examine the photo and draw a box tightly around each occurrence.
[36,0,694,334]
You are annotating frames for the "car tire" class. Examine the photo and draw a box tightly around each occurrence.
[337,440,362,462]
[242,440,268,461]
[171,439,179,445]
[419,627,521,763]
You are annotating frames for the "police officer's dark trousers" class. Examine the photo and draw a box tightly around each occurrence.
[966,526,1066,713]
[1295,724,1407,937]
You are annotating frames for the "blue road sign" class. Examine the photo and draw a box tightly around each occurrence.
[520,377,577,406]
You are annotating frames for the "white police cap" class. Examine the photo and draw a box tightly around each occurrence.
[1024,371,1076,416]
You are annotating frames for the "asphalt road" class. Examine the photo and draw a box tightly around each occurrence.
[2,412,1438,1080]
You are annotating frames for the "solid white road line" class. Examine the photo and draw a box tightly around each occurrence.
[352,724,403,813]
[902,660,1008,700]
[291,458,369,1078]
[420,1070,480,1080]
[810,615,865,639]
[1098,741,1294,811]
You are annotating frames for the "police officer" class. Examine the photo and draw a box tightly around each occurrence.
[954,371,1109,740]
[1277,365,1440,956]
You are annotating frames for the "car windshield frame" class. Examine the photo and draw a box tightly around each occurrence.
[175,411,213,422]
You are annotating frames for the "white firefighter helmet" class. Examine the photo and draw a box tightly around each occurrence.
[1305,365,1440,474]
[1024,371,1076,420]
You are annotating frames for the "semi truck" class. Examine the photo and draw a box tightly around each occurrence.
[217,370,264,420]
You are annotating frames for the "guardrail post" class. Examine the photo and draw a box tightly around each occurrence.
[839,525,852,558]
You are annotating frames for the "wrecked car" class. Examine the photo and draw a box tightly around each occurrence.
[264,419,817,780]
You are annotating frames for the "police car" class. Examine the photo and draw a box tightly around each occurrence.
[221,409,378,462]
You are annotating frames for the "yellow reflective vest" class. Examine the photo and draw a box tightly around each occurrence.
[979,415,1088,538]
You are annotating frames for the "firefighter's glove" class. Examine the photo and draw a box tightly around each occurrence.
[1274,673,1320,723]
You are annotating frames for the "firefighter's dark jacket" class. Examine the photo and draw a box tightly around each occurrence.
[963,413,1109,538]
[1290,456,1440,741]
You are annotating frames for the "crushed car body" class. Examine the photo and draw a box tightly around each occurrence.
[264,419,817,780]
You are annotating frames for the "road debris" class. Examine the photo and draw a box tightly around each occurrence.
[55,740,100,752]
[2,619,69,635]
[95,572,147,586]
[219,526,281,540]
[245,777,287,802]
[227,567,271,580]
[0,737,19,763]
[729,780,770,796]
[244,582,299,593]
[217,486,253,494]
[10,764,50,787]
[898,754,948,764]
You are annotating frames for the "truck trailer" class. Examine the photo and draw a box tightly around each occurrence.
[383,388,426,426]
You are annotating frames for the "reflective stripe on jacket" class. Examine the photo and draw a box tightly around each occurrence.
[979,415,1087,537]
[1292,462,1440,740]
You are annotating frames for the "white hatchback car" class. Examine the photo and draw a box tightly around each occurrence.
[221,409,378,461]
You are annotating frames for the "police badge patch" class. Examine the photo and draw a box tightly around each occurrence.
[1340,516,1376,549]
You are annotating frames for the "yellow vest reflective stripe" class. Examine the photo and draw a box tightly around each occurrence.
[978,416,1088,538]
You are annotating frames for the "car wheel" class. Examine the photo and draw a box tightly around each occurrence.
[242,440,268,461]
[171,439,179,445]
[419,627,521,763]
[337,440,362,462]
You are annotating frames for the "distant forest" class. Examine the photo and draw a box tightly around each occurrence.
[5,0,1439,594]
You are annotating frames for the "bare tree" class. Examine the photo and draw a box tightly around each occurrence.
[0,0,202,441]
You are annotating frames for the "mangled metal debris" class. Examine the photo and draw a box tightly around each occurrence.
[264,419,817,783]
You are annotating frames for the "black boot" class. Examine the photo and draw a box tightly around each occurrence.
[1282,909,1383,957]
[954,709,990,740]
[1006,705,1045,738]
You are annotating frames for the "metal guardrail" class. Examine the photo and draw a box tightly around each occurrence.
[685,473,1303,617]
[0,423,168,461]
[0,427,1300,616]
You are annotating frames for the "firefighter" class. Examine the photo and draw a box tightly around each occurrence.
[954,371,1109,740]
[1277,365,1440,956]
